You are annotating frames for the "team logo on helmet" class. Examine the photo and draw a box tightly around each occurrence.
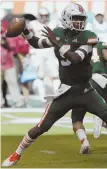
[76,4,84,13]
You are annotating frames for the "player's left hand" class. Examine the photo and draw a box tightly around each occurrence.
[42,26,60,47]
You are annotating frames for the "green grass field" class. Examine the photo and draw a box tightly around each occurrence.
[1,110,107,168]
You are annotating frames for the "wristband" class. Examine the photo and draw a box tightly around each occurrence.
[45,38,53,46]
[24,32,33,40]
[38,38,44,48]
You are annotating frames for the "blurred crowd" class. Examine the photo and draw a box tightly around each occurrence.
[1,6,107,108]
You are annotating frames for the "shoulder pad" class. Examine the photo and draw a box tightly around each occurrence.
[53,27,64,36]
[53,27,64,32]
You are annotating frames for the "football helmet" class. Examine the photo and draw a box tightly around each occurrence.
[61,3,87,31]
[38,7,50,24]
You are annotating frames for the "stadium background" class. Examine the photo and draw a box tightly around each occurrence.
[1,0,107,168]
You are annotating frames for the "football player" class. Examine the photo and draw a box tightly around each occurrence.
[69,45,107,153]
[92,41,107,138]
[27,6,60,95]
[2,3,107,167]
[71,41,107,153]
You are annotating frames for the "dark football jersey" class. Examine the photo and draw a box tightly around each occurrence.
[53,27,98,85]
[92,42,107,74]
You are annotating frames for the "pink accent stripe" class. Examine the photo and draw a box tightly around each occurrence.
[38,102,52,127]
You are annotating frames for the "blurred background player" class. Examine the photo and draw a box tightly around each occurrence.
[71,41,107,152]
[86,13,107,43]
[91,41,107,138]
[26,6,60,96]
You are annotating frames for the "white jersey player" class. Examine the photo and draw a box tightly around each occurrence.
[27,7,60,95]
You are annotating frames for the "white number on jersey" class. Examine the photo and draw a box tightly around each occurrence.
[61,59,71,66]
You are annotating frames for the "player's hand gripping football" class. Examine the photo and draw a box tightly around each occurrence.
[42,26,61,48]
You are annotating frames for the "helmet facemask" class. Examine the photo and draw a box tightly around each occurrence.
[71,15,87,31]
[61,14,87,31]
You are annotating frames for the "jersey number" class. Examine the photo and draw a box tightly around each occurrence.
[61,60,71,66]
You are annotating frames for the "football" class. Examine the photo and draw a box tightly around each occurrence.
[6,17,25,37]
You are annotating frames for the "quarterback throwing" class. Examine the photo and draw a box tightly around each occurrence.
[2,2,107,167]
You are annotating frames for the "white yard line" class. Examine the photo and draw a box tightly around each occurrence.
[40,150,56,155]
[1,109,107,135]
[1,116,93,124]
[2,114,21,119]
[1,108,45,113]
[54,123,72,128]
